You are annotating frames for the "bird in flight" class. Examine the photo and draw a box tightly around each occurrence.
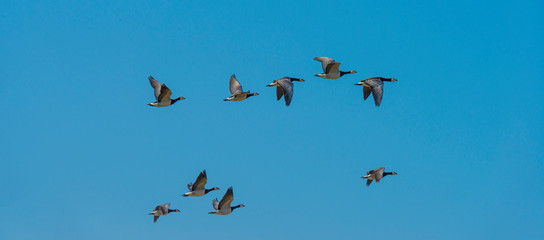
[355,77,397,106]
[314,57,357,79]
[147,76,185,107]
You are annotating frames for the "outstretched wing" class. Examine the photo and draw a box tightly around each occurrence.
[325,62,341,74]
[366,179,373,186]
[276,78,294,106]
[229,74,243,95]
[371,84,384,106]
[157,203,170,214]
[314,57,335,73]
[363,86,372,100]
[148,76,162,100]
[192,170,208,190]
[187,183,193,191]
[367,167,385,175]
[276,85,284,100]
[212,198,220,210]
[154,215,160,223]
[157,84,173,102]
[374,168,386,182]
[218,187,234,210]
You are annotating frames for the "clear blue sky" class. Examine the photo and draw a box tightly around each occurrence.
[1,0,543,239]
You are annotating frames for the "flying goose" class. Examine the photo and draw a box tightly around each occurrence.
[208,187,245,215]
[182,170,219,197]
[354,77,397,106]
[224,74,259,101]
[148,203,180,223]
[314,57,357,79]
[148,76,186,107]
[361,167,397,186]
[266,77,305,106]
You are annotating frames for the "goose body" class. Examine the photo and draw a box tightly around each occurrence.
[362,167,397,186]
[314,57,357,79]
[266,77,304,106]
[148,203,180,223]
[224,74,259,101]
[355,77,397,106]
[148,76,186,107]
[209,187,245,215]
[183,170,219,197]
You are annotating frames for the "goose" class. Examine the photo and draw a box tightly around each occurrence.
[148,76,186,107]
[224,74,259,101]
[208,187,245,215]
[354,77,397,106]
[266,77,305,106]
[361,167,397,186]
[182,170,219,197]
[148,203,180,223]
[314,57,357,79]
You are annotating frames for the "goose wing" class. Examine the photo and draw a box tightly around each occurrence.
[366,179,373,186]
[154,216,160,222]
[212,198,220,210]
[276,85,284,100]
[157,84,173,103]
[374,168,386,182]
[314,57,335,73]
[148,76,162,100]
[325,62,341,74]
[371,84,384,106]
[276,78,294,106]
[157,203,170,214]
[218,187,234,210]
[229,74,243,95]
[367,167,385,175]
[192,170,208,190]
[363,86,372,100]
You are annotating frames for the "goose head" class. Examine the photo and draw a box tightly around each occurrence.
[171,96,186,105]
[349,70,357,74]
[390,78,398,82]
[391,172,398,175]
[167,209,180,213]
[232,204,245,210]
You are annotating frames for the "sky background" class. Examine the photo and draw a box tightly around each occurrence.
[1,0,543,239]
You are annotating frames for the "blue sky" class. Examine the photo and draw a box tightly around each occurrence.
[1,0,543,239]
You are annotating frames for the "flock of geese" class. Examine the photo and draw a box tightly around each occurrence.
[150,170,245,222]
[148,57,399,222]
[147,56,398,107]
